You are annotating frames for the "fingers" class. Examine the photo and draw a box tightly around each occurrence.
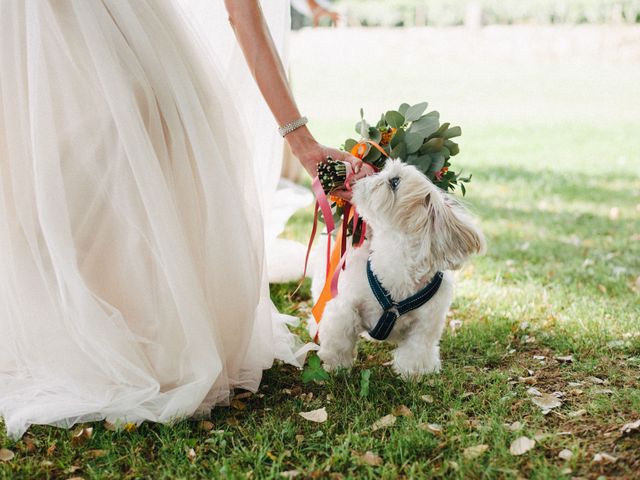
[331,187,352,202]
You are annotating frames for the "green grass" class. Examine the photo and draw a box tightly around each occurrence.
[2,29,640,479]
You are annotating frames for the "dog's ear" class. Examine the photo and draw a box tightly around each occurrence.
[423,192,485,270]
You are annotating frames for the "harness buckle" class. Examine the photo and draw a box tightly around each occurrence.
[384,305,400,317]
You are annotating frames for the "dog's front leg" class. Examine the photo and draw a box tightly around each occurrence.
[317,297,360,371]
[392,311,446,379]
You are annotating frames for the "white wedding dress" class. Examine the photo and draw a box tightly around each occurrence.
[0,0,310,439]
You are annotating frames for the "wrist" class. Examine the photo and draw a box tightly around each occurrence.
[285,126,318,157]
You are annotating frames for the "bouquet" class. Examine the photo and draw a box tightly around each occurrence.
[318,101,471,239]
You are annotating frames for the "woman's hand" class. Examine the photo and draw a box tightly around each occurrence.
[286,127,375,201]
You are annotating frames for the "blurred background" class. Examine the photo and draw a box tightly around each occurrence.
[279,0,639,335]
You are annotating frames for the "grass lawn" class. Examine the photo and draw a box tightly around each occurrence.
[1,27,640,479]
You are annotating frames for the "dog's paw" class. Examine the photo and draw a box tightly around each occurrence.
[318,349,355,372]
[392,349,441,379]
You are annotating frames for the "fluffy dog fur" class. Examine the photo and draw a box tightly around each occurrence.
[317,160,485,378]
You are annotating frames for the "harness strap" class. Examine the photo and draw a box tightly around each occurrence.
[366,259,443,340]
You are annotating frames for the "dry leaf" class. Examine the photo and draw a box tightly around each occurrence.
[295,434,304,444]
[421,394,434,403]
[568,409,587,418]
[587,376,605,384]
[199,420,215,432]
[418,423,443,435]
[531,393,562,413]
[281,470,301,478]
[621,419,640,434]
[87,450,107,458]
[558,449,573,460]
[508,421,523,431]
[0,449,15,462]
[234,391,252,400]
[187,448,196,461]
[593,452,617,464]
[353,450,383,466]
[71,427,93,446]
[526,387,542,397]
[533,355,546,360]
[46,443,57,456]
[299,407,327,423]
[592,388,614,395]
[104,421,117,432]
[509,436,535,455]
[230,399,246,411]
[463,444,489,459]
[393,405,413,417]
[555,355,573,363]
[371,414,396,431]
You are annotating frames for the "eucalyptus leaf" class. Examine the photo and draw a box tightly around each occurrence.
[356,120,370,138]
[444,126,462,139]
[428,122,450,140]
[376,113,386,128]
[407,153,433,173]
[363,146,382,165]
[398,103,410,116]
[420,137,445,154]
[390,142,407,160]
[404,102,428,122]
[444,139,460,156]
[404,131,424,154]
[344,138,358,152]
[385,110,405,129]
[390,128,405,148]
[428,152,445,174]
[368,127,382,143]
[409,112,439,136]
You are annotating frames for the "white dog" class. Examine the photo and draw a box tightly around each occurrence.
[317,160,485,378]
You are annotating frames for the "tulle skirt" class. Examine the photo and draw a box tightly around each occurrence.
[0,0,307,439]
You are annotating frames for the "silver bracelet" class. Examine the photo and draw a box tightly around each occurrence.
[278,116,308,137]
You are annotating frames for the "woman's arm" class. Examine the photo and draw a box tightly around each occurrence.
[224,0,371,193]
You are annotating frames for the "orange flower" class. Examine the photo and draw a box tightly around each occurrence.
[380,127,397,146]
[329,195,346,208]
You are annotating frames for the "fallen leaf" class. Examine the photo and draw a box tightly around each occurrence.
[449,319,463,335]
[199,420,215,432]
[87,450,107,458]
[421,394,434,403]
[558,449,573,460]
[463,444,489,459]
[531,393,562,413]
[621,419,640,434]
[555,355,573,363]
[592,388,614,395]
[527,387,543,397]
[418,423,443,435]
[533,355,546,360]
[46,443,57,456]
[281,470,301,478]
[353,450,383,466]
[371,414,396,431]
[295,434,304,444]
[593,452,617,464]
[392,405,413,417]
[71,427,93,446]
[568,409,587,418]
[508,421,523,431]
[461,392,475,399]
[509,436,536,455]
[187,448,196,461]
[299,407,327,423]
[104,421,117,432]
[230,399,246,410]
[234,391,252,400]
[587,376,605,384]
[0,449,15,462]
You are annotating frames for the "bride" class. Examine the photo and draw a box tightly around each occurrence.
[0,0,368,439]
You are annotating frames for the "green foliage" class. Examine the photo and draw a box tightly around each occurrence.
[302,353,329,384]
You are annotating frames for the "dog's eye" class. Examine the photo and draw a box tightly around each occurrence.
[389,176,401,191]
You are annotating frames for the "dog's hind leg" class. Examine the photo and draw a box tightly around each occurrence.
[317,298,360,371]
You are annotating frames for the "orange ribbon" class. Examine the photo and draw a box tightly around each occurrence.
[309,139,390,342]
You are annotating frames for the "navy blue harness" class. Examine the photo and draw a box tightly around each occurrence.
[366,259,444,340]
